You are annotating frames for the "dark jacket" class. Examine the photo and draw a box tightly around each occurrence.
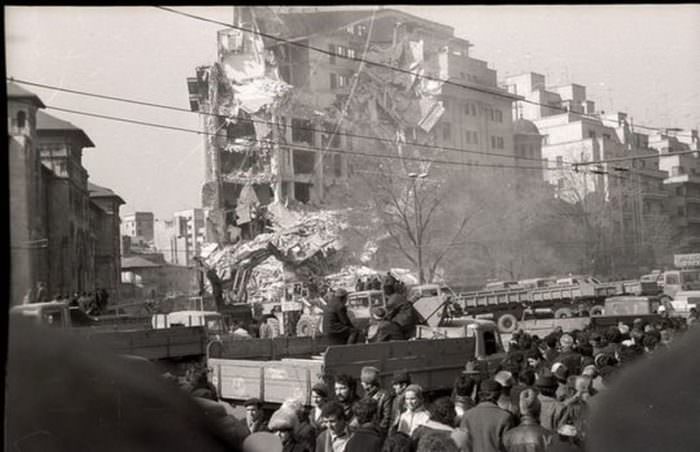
[323,298,354,344]
[296,419,317,451]
[283,436,312,452]
[345,424,384,452]
[410,422,454,451]
[386,294,417,339]
[372,320,404,342]
[554,351,582,376]
[538,394,565,432]
[460,401,515,452]
[366,388,394,434]
[544,436,584,452]
[242,419,269,436]
[502,416,553,452]
[389,390,404,432]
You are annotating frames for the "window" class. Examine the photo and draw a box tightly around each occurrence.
[495,110,503,122]
[294,182,312,203]
[354,24,368,37]
[483,331,499,355]
[603,133,611,140]
[347,48,356,59]
[556,156,564,167]
[337,45,347,57]
[17,110,26,128]
[589,130,596,138]
[443,123,451,141]
[465,130,471,144]
[678,206,685,217]
[338,74,349,88]
[328,44,336,64]
[334,154,342,177]
[497,137,504,149]
[473,132,479,144]
[470,104,477,116]
[291,118,313,144]
[292,149,315,174]
[464,104,471,116]
[677,186,684,196]
[330,73,337,89]
[491,136,496,149]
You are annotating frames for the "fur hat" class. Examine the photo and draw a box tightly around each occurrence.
[494,370,515,388]
[560,334,574,348]
[267,407,299,432]
[360,366,381,385]
[311,383,329,399]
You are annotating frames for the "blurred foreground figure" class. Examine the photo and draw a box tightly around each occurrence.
[587,327,700,452]
[5,319,243,452]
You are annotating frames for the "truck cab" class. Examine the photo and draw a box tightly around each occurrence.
[11,302,74,328]
[661,269,700,300]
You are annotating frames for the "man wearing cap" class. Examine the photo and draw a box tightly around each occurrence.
[503,389,553,452]
[460,379,515,452]
[494,370,517,416]
[384,282,418,340]
[554,334,582,376]
[323,288,359,345]
[389,371,411,432]
[243,398,269,436]
[368,307,404,343]
[359,366,393,434]
[315,401,352,452]
[268,405,308,452]
[534,374,565,432]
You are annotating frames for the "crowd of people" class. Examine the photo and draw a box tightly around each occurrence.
[168,305,695,452]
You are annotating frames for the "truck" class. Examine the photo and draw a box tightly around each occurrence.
[456,276,620,333]
[207,318,504,409]
[587,296,664,331]
[10,301,209,366]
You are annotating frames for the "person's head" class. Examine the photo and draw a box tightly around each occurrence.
[574,375,592,396]
[478,379,502,404]
[578,342,594,358]
[519,368,536,387]
[334,374,355,403]
[494,370,514,390]
[311,383,329,408]
[605,326,622,344]
[551,362,569,383]
[352,398,378,425]
[545,336,558,350]
[268,407,298,443]
[416,430,459,452]
[427,397,455,427]
[534,374,558,398]
[453,374,475,398]
[244,398,264,423]
[519,388,541,418]
[526,349,542,368]
[391,371,411,395]
[370,307,387,321]
[582,365,598,379]
[404,384,424,412]
[320,401,347,435]
[559,334,574,351]
[360,366,381,394]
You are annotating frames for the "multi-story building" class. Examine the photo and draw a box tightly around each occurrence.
[8,82,124,303]
[187,7,521,243]
[121,211,155,250]
[649,129,700,253]
[503,72,671,270]
[512,118,545,189]
[153,209,206,266]
[88,182,125,297]
[8,82,48,304]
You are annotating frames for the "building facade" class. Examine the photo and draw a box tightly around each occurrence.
[121,211,155,251]
[88,182,125,297]
[153,209,206,266]
[187,7,521,244]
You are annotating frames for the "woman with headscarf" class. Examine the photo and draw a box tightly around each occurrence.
[396,384,431,436]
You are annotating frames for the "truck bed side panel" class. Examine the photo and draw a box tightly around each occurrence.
[76,327,206,360]
[323,338,476,394]
[214,336,333,360]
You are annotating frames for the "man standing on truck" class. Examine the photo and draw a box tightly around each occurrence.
[323,288,359,345]
[384,281,418,340]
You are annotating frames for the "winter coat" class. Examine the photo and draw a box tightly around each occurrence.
[345,424,384,452]
[502,416,553,452]
[323,298,354,344]
[537,395,565,432]
[396,408,430,436]
[460,401,515,452]
[283,435,313,452]
[410,420,455,451]
[386,295,418,339]
[372,320,405,342]
[366,388,394,434]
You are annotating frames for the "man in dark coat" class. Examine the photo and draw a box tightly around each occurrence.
[384,284,418,340]
[369,307,404,342]
[460,379,515,452]
[503,389,553,452]
[243,398,269,436]
[359,366,394,434]
[345,398,384,452]
[322,288,358,345]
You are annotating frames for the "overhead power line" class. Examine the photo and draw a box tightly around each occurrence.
[44,104,571,173]
[573,149,698,167]
[8,77,549,165]
[155,6,691,134]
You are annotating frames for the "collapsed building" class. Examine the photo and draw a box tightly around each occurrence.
[186,7,521,302]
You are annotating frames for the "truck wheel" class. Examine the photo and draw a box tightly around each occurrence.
[590,305,604,317]
[497,313,518,333]
[296,315,319,337]
[554,308,573,319]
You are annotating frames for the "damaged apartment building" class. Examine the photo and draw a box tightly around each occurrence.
[187,7,522,246]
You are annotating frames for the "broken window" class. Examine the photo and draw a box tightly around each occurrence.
[294,182,312,203]
[321,130,341,148]
[293,149,316,174]
[291,118,313,145]
[227,116,255,140]
[221,151,247,174]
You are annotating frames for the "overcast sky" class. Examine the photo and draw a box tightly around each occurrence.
[6,5,700,219]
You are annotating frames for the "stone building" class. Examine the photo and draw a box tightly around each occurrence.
[88,182,125,297]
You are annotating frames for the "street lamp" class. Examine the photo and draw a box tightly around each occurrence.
[408,172,429,283]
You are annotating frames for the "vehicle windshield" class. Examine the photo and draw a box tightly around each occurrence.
[43,311,64,327]
[681,270,700,284]
[370,293,384,307]
[206,318,223,332]
[422,288,439,297]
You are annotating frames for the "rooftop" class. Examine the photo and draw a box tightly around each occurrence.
[6,81,46,108]
[36,110,95,148]
[88,182,125,205]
